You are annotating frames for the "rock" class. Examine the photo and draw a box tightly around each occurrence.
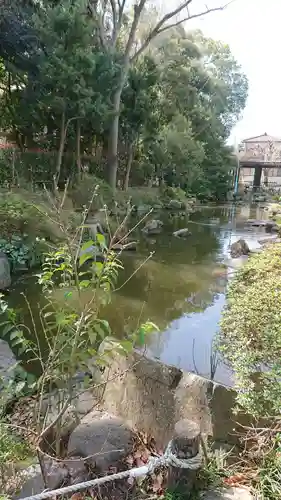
[166,199,184,210]
[112,241,137,251]
[142,219,163,235]
[247,219,276,228]
[40,382,98,444]
[98,352,251,446]
[202,487,253,500]
[258,236,281,246]
[15,461,68,499]
[253,194,266,202]
[230,239,250,258]
[0,339,16,388]
[68,410,134,471]
[173,228,191,238]
[62,457,89,484]
[0,252,11,289]
[98,350,181,446]
[137,204,152,214]
[265,221,279,232]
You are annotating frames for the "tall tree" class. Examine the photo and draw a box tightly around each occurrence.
[89,0,229,189]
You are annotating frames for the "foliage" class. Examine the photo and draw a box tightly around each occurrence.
[220,244,281,416]
[0,1,248,198]
[0,235,39,269]
[0,419,33,497]
[0,193,157,468]
[0,422,30,464]
[253,433,281,500]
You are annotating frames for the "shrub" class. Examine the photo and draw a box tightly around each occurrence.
[70,174,114,210]
[219,243,281,416]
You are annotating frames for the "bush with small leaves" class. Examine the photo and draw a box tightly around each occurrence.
[220,243,281,416]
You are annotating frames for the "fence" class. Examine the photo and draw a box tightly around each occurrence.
[20,419,202,500]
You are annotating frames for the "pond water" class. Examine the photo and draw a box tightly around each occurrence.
[6,203,269,386]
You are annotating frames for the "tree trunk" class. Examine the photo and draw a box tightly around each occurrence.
[124,142,134,191]
[107,86,122,190]
[56,110,66,184]
[76,119,81,180]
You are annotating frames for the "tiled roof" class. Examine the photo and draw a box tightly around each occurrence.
[242,133,281,143]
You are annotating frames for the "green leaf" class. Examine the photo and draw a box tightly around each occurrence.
[118,340,133,353]
[79,280,91,289]
[96,233,107,249]
[138,326,146,346]
[79,252,93,267]
[81,240,94,252]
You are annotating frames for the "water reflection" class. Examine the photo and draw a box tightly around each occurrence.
[6,204,268,385]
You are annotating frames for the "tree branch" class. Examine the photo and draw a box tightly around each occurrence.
[124,0,147,62]
[88,0,108,50]
[109,0,118,45]
[131,1,230,63]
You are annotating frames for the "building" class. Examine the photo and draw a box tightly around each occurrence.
[239,133,281,188]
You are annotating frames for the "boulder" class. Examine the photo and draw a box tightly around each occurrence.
[202,487,253,500]
[173,228,191,238]
[265,221,279,232]
[68,410,134,471]
[0,252,11,289]
[0,339,16,387]
[166,199,183,210]
[258,236,281,246]
[253,194,266,202]
[137,204,152,214]
[15,461,68,499]
[142,219,163,235]
[98,351,248,446]
[230,239,250,258]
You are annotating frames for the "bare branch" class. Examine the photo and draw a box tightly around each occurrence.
[131,1,230,63]
[88,1,108,50]
[109,0,117,44]
[124,0,147,62]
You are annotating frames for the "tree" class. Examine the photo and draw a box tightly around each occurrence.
[0,0,39,74]
[89,0,230,190]
[147,27,247,199]
[119,55,161,189]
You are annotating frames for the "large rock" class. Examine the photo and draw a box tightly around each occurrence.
[265,221,279,233]
[142,219,163,235]
[173,228,191,238]
[68,410,134,471]
[15,461,68,499]
[0,252,11,289]
[98,352,247,446]
[202,487,253,500]
[230,239,250,258]
[98,351,181,446]
[166,199,183,210]
[0,339,16,387]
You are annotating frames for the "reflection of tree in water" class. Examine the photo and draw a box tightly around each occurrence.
[106,211,228,336]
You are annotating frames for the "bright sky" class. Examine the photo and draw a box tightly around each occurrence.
[184,0,281,145]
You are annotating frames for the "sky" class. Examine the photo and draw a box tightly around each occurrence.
[182,0,281,145]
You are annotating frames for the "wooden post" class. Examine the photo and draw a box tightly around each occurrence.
[167,419,201,493]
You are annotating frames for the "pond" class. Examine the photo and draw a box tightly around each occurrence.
[6,203,269,386]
